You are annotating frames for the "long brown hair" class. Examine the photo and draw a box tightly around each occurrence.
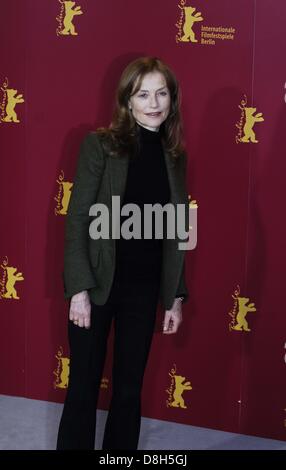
[97,57,185,160]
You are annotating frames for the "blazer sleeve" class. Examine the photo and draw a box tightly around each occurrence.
[175,260,189,304]
[175,151,189,304]
[63,132,106,299]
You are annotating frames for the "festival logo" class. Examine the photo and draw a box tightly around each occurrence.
[54,347,70,389]
[0,256,24,300]
[166,364,192,409]
[236,95,265,144]
[0,78,24,124]
[176,1,236,46]
[54,347,109,390]
[54,170,73,215]
[101,377,109,390]
[229,285,257,332]
[56,0,83,36]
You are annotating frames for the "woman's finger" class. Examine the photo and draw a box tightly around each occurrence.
[77,316,84,328]
[84,313,91,329]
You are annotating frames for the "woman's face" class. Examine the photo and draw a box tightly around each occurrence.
[129,71,171,132]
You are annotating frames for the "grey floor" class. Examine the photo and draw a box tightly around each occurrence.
[1,395,286,450]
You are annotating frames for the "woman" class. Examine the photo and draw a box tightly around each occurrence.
[57,56,189,450]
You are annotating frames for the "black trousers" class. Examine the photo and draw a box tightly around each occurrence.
[56,264,161,450]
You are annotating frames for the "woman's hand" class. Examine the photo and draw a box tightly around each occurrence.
[69,290,91,329]
[162,298,183,334]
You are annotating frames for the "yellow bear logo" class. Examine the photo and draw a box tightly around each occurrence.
[241,107,264,143]
[171,375,192,408]
[1,266,24,300]
[232,296,256,332]
[58,1,83,36]
[59,181,73,214]
[179,5,203,42]
[54,348,70,389]
[56,357,70,389]
[1,88,24,123]
[56,181,73,215]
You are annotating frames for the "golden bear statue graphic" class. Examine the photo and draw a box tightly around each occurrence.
[2,266,24,299]
[232,296,256,332]
[59,181,73,215]
[60,1,83,36]
[241,107,264,143]
[2,88,24,123]
[57,357,70,388]
[171,375,192,408]
[179,5,203,42]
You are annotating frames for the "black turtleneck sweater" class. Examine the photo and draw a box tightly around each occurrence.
[115,124,170,281]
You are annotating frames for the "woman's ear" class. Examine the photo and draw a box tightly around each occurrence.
[128,99,132,110]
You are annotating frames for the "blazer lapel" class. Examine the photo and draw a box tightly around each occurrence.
[164,148,185,205]
[109,154,129,201]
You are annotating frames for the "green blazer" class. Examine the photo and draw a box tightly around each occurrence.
[63,132,189,310]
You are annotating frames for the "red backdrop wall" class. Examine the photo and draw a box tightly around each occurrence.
[1,0,286,442]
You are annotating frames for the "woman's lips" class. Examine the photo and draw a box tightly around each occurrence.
[146,112,162,117]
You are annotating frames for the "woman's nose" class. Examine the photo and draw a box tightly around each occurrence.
[149,94,159,108]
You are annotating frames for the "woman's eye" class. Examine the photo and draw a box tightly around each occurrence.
[137,91,168,98]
